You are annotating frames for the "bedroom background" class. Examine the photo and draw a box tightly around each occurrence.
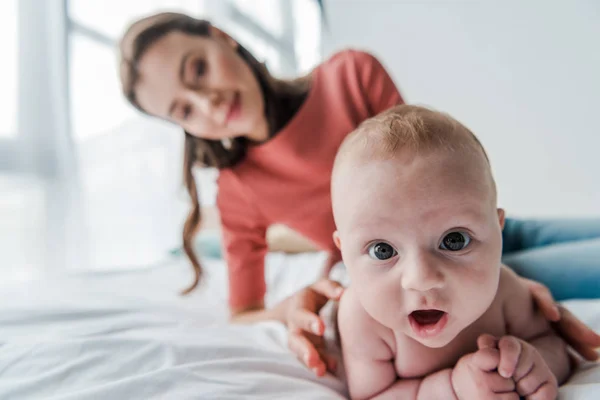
[0,0,598,286]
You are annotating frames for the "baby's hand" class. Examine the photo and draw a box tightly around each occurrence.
[451,336,517,400]
[494,334,558,400]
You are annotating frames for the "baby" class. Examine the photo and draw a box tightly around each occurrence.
[332,105,571,400]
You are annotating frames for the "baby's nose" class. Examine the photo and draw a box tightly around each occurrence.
[400,254,444,292]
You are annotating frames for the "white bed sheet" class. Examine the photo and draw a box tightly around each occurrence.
[0,252,598,399]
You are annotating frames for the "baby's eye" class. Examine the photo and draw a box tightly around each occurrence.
[368,242,397,261]
[439,231,471,252]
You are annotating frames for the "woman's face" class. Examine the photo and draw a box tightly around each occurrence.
[134,28,267,141]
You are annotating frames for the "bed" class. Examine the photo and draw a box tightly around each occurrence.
[0,252,598,399]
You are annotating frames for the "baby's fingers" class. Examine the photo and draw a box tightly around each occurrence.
[512,344,535,382]
[482,371,515,394]
[472,347,500,371]
[516,364,557,398]
[477,333,499,350]
[495,394,520,400]
[524,381,558,400]
[498,336,522,378]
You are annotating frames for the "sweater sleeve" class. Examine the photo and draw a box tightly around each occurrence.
[216,171,269,310]
[354,50,404,115]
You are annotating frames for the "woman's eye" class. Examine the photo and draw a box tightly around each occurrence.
[194,59,206,77]
[368,242,397,261]
[439,231,471,251]
[181,105,192,120]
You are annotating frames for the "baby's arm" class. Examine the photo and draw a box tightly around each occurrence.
[338,289,457,400]
[501,267,571,384]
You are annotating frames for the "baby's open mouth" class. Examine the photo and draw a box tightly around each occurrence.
[410,310,445,325]
[409,310,448,338]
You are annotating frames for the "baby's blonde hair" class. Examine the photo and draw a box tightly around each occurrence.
[333,104,496,200]
[336,105,489,164]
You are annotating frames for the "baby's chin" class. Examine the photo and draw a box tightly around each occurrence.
[407,329,458,348]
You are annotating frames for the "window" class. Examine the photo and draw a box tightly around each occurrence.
[226,0,323,77]
[232,0,284,37]
[0,0,18,138]
[69,33,138,141]
[69,0,206,40]
[0,173,46,280]
[292,0,322,73]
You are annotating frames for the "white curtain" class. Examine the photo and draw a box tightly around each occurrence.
[0,0,322,279]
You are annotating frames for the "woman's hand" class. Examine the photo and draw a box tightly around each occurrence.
[285,278,344,376]
[522,277,600,361]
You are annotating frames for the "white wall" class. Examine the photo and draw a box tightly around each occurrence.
[324,0,600,218]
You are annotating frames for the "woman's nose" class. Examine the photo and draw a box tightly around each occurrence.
[188,89,224,115]
[400,252,445,292]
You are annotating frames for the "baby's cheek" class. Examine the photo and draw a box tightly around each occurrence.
[466,252,501,283]
[448,259,494,289]
[459,263,500,306]
[469,266,496,285]
[356,275,401,325]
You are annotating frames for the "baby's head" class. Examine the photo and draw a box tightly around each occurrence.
[332,105,505,348]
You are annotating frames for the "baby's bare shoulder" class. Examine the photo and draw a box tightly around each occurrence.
[338,287,393,360]
[338,287,376,336]
[497,266,524,301]
[497,266,550,338]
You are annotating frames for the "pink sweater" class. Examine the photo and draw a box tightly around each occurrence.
[217,49,404,308]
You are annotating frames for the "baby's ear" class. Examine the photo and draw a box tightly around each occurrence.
[497,208,506,230]
[333,231,341,250]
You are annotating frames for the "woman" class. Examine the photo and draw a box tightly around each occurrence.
[119,12,600,376]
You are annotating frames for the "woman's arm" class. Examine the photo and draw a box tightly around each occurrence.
[230,299,286,323]
[217,172,270,311]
